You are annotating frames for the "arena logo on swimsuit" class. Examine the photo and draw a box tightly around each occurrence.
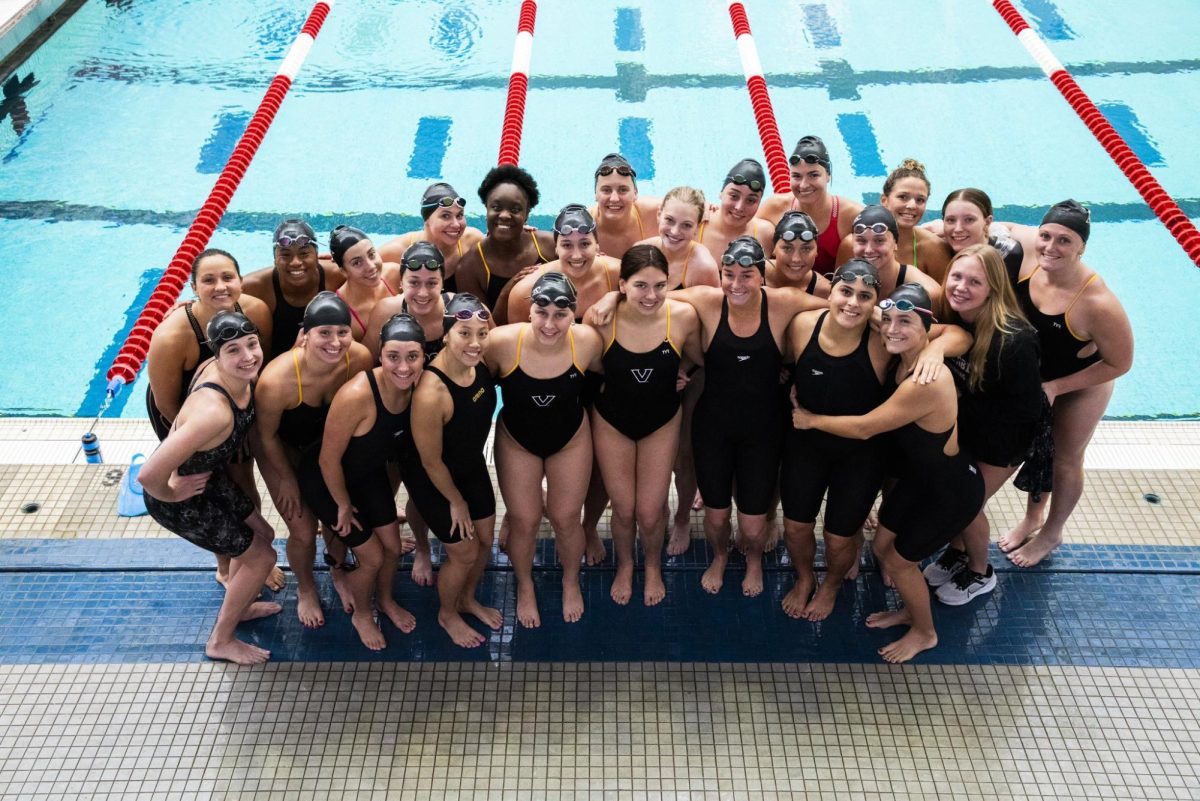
[531,395,556,407]
[631,369,653,384]
[472,388,486,402]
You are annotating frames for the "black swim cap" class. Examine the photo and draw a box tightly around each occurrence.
[329,225,369,268]
[853,205,900,242]
[724,158,766,193]
[790,135,832,176]
[420,182,465,221]
[553,204,596,237]
[774,210,819,244]
[1041,199,1091,243]
[380,312,426,345]
[722,236,767,274]
[274,218,317,249]
[531,271,578,310]
[401,240,445,273]
[831,259,882,292]
[206,310,259,353]
[443,293,490,330]
[884,283,935,330]
[303,291,351,331]
[595,152,636,181]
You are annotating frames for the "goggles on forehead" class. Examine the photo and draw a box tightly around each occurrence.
[789,153,829,169]
[532,293,577,310]
[722,253,762,267]
[778,228,816,242]
[727,174,764,192]
[403,258,443,272]
[830,271,881,289]
[421,195,466,210]
[275,234,315,249]
[853,222,892,236]
[209,320,258,346]
[447,307,491,323]
[596,164,635,178]
[553,220,596,236]
[879,298,935,320]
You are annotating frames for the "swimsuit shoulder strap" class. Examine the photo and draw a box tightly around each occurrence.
[194,381,238,411]
[501,327,526,378]
[344,349,352,379]
[697,220,707,242]
[318,266,327,290]
[635,207,645,239]
[806,270,818,294]
[271,268,284,299]
[913,237,919,272]
[456,238,463,258]
[366,368,384,407]
[1020,265,1040,284]
[184,302,206,346]
[681,241,693,285]
[831,195,840,222]
[1064,273,1100,340]
[532,235,549,263]
[606,310,618,352]
[568,327,582,372]
[291,347,304,405]
[666,302,681,357]
[477,240,490,281]
[604,259,613,290]
[382,277,397,296]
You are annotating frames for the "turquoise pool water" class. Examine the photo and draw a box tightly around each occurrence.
[0,0,1197,417]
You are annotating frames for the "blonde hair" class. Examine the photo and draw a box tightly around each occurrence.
[883,158,930,196]
[936,243,1029,392]
[662,186,706,224]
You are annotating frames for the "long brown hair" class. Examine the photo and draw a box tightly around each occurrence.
[936,243,1028,391]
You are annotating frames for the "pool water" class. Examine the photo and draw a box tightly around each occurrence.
[0,0,1198,417]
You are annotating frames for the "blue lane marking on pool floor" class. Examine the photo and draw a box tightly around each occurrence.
[802,5,841,49]
[836,112,887,177]
[618,117,654,180]
[1097,102,1165,167]
[406,116,452,180]
[196,109,250,175]
[614,8,644,52]
[1019,0,1076,41]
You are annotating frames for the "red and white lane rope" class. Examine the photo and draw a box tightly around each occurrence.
[993,0,1200,267]
[726,1,789,194]
[497,0,537,166]
[104,1,335,396]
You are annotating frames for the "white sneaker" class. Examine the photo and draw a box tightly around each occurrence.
[936,565,997,606]
[923,547,967,587]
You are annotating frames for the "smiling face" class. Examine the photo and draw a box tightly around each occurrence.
[446,318,489,366]
[215,334,263,381]
[273,242,319,288]
[485,182,530,243]
[192,254,242,311]
[529,301,574,345]
[942,199,991,253]
[380,340,424,390]
[594,173,637,218]
[881,177,929,230]
[720,183,762,225]
[555,230,598,274]
[772,236,818,279]
[341,238,382,286]
[303,323,353,364]
[1035,222,1086,272]
[620,266,669,315]
[828,278,877,331]
[402,268,443,315]
[880,308,927,356]
[852,227,897,269]
[789,162,829,203]
[944,254,990,322]
[427,204,466,245]
[719,263,763,306]
[657,197,701,252]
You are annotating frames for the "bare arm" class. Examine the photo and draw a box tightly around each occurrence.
[793,376,934,439]
[318,376,372,536]
[1046,291,1134,401]
[139,391,229,502]
[146,316,188,424]
[253,368,303,519]
[411,373,473,539]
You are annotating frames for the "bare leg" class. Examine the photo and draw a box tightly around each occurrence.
[958,463,1018,573]
[633,416,680,606]
[405,500,435,587]
[581,464,608,566]
[872,527,897,588]
[344,535,385,650]
[282,512,324,628]
[546,422,592,624]
[592,412,638,606]
[669,376,702,555]
[496,426,545,628]
[868,531,938,663]
[373,523,416,634]
[206,518,279,665]
[802,530,857,621]
[781,519,816,618]
[700,505,732,594]
[437,537,485,648]
[456,516,501,630]
[222,460,284,591]
[736,510,768,597]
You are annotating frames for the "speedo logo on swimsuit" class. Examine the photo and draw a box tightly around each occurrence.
[472,388,486,402]
[393,429,406,438]
[531,395,556,407]
[736,355,751,362]
[810,368,824,377]
[631,368,654,384]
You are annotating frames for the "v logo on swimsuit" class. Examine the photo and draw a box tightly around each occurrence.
[531,395,556,407]
[631,368,654,384]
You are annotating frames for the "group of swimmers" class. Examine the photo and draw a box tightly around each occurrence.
[138,136,1134,665]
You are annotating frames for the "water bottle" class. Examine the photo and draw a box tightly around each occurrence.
[81,432,103,464]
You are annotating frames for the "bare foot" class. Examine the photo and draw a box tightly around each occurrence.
[691,490,704,511]
[881,568,896,589]
[700,553,728,594]
[610,563,634,605]
[781,571,815,619]
[206,638,270,665]
[379,599,416,634]
[411,548,434,587]
[398,536,416,556]
[516,582,541,628]
[644,566,666,606]
[584,533,607,566]
[215,569,228,588]
[239,601,282,622]
[800,582,839,622]
[351,610,386,651]
[879,629,938,663]
[763,517,781,551]
[264,566,286,592]
[862,511,879,534]
[999,519,1043,554]
[438,610,485,648]
[845,534,864,581]
[330,567,354,614]
[667,518,692,557]
[562,579,584,623]
[460,599,502,630]
[742,558,764,598]
[1009,530,1062,567]
[296,585,325,628]
[866,607,912,629]
[845,559,860,582]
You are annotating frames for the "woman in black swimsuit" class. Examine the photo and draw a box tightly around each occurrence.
[141,311,280,665]
[1000,201,1133,567]
[588,245,701,607]
[793,284,984,664]
[486,273,604,628]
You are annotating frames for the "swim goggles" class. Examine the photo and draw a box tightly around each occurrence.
[275,234,315,249]
[208,320,259,345]
[789,153,830,169]
[596,164,635,178]
[778,228,816,242]
[878,298,934,319]
[830,271,881,289]
[532,293,577,310]
[853,222,892,236]
[727,174,764,192]
[447,307,491,322]
[721,253,763,267]
[402,257,443,272]
[421,195,466,210]
[553,220,596,236]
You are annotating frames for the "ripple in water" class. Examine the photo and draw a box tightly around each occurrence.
[430,6,481,64]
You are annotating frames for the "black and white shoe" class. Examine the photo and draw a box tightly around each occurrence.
[936,565,997,606]
[923,547,968,587]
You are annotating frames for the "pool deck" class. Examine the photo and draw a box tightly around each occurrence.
[1,417,1198,799]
